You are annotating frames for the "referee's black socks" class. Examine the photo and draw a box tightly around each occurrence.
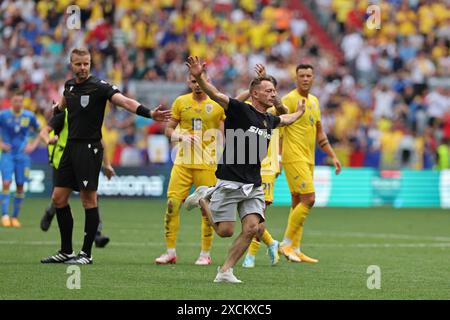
[81,207,100,257]
[55,205,74,254]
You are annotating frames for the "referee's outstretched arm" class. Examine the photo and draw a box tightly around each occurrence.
[110,93,172,122]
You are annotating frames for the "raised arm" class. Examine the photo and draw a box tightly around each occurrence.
[235,64,267,102]
[278,99,306,126]
[186,56,230,110]
[110,93,171,122]
[316,121,341,175]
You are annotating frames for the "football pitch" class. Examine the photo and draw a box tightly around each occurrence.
[0,198,449,300]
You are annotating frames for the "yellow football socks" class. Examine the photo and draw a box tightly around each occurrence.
[292,203,310,250]
[283,207,295,244]
[248,238,261,256]
[284,204,310,248]
[201,215,214,253]
[164,198,182,249]
[261,229,274,246]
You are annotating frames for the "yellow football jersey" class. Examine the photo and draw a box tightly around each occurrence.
[281,90,321,164]
[171,93,225,170]
[261,128,280,174]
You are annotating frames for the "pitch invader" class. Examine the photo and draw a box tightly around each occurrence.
[0,91,41,228]
[155,74,225,266]
[237,65,285,268]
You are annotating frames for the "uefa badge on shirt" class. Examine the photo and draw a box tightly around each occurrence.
[80,95,90,108]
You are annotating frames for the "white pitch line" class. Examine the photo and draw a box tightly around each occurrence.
[307,231,450,242]
[88,228,450,242]
[0,240,450,248]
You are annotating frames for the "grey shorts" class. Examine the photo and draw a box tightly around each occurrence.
[207,180,266,223]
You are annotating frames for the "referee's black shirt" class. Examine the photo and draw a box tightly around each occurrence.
[63,76,120,141]
[216,98,281,187]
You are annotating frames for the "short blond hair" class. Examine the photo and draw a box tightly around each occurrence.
[70,48,91,61]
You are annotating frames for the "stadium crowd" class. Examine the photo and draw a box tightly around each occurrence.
[0,0,449,169]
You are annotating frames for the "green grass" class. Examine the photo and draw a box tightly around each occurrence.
[0,198,449,299]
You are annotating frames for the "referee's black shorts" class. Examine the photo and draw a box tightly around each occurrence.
[54,140,103,192]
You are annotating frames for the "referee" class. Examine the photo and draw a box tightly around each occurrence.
[41,48,171,265]
[39,109,113,248]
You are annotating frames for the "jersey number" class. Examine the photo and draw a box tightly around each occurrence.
[192,118,203,131]
[262,182,271,194]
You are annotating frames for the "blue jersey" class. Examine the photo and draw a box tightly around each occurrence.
[0,109,40,155]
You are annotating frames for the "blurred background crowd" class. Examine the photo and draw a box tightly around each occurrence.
[0,0,449,169]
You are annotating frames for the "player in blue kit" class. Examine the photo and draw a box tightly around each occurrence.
[0,91,41,228]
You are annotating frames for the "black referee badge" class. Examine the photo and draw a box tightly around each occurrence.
[80,95,89,108]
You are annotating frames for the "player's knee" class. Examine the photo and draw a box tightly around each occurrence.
[81,197,97,208]
[52,194,67,208]
[217,225,234,238]
[291,193,301,208]
[243,222,259,239]
[257,222,265,238]
[304,196,315,208]
[2,181,11,191]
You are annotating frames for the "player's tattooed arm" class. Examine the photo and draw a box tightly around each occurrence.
[316,121,341,175]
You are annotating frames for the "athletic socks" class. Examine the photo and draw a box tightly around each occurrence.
[201,215,214,253]
[81,207,100,257]
[12,193,24,218]
[1,191,10,216]
[164,198,182,249]
[55,205,74,254]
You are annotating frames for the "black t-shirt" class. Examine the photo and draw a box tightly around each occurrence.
[63,76,120,141]
[216,98,281,186]
[49,112,65,135]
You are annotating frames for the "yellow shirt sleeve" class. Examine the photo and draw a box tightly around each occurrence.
[171,97,181,121]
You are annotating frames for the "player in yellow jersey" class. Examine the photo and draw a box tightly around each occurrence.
[155,74,225,265]
[279,64,341,263]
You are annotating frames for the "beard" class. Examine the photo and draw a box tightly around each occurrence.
[76,71,89,80]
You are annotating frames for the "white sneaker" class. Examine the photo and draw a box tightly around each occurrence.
[184,186,209,211]
[155,252,177,264]
[195,255,212,265]
[242,255,255,268]
[213,267,242,283]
